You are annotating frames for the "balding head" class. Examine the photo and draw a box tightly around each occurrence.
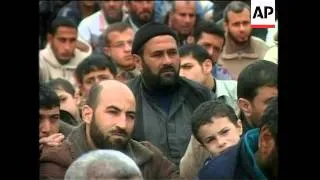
[172,1,196,12]
[83,80,136,150]
[86,80,135,110]
[170,1,197,36]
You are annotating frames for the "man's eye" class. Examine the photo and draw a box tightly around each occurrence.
[60,98,66,102]
[127,114,135,120]
[108,110,119,115]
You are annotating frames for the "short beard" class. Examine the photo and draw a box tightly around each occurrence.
[130,11,154,28]
[89,114,128,150]
[105,12,123,24]
[228,31,251,46]
[141,59,179,93]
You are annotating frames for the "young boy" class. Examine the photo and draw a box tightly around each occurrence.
[47,78,81,125]
[181,100,243,179]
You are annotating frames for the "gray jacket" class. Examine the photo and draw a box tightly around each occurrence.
[127,76,214,165]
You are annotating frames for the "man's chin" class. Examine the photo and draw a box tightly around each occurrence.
[109,138,128,150]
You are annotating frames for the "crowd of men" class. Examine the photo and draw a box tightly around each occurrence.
[39,1,278,179]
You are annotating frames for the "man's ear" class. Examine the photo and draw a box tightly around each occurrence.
[47,33,53,43]
[238,98,253,119]
[236,119,243,136]
[133,54,142,70]
[223,21,228,33]
[82,105,93,124]
[202,59,213,74]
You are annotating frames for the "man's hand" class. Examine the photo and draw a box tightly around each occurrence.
[39,133,65,150]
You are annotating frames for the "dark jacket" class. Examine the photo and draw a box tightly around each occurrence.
[40,123,179,180]
[127,76,214,165]
[198,129,267,180]
[59,109,79,126]
[59,120,75,137]
[57,1,100,25]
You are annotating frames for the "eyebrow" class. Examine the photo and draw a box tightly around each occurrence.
[39,113,60,118]
[218,127,229,135]
[106,105,136,115]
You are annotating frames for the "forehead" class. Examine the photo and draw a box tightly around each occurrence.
[227,9,250,22]
[55,89,72,97]
[39,107,60,115]
[144,35,178,53]
[175,1,196,12]
[108,29,134,42]
[54,26,77,37]
[84,69,114,79]
[97,87,136,109]
[181,55,199,64]
[198,32,224,43]
[255,86,278,100]
[130,0,154,6]
[102,1,123,6]
[199,117,235,136]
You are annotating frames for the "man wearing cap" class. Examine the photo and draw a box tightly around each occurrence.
[128,22,214,166]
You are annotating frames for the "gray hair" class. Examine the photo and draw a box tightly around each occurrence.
[223,1,250,22]
[65,150,143,180]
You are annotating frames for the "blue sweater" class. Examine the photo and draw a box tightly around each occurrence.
[198,129,267,180]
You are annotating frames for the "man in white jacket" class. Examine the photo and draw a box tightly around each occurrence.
[39,17,91,88]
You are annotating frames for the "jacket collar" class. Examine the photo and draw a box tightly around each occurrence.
[221,34,259,60]
[67,123,153,166]
[40,44,81,69]
[240,128,267,180]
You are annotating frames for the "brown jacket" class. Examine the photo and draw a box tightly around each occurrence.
[40,123,179,180]
[218,35,269,79]
[179,135,210,179]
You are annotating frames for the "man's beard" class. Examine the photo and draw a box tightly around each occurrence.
[105,12,123,24]
[130,11,154,28]
[89,115,129,150]
[51,44,73,65]
[260,146,278,179]
[141,60,179,92]
[228,31,251,46]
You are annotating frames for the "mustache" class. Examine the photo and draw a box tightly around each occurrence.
[159,65,176,74]
[110,128,128,137]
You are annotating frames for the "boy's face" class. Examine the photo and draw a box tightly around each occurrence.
[55,89,79,119]
[198,117,242,156]
[80,69,115,97]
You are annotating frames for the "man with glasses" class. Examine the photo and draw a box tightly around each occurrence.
[103,22,140,82]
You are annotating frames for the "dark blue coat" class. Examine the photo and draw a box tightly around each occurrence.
[198,129,268,180]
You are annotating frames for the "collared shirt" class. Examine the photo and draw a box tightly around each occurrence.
[215,79,239,113]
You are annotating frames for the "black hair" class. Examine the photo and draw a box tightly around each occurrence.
[48,17,77,35]
[47,78,76,97]
[104,22,132,47]
[75,54,117,84]
[223,1,250,23]
[191,100,239,144]
[86,83,104,110]
[237,60,277,101]
[40,83,60,109]
[179,44,212,64]
[194,21,225,44]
